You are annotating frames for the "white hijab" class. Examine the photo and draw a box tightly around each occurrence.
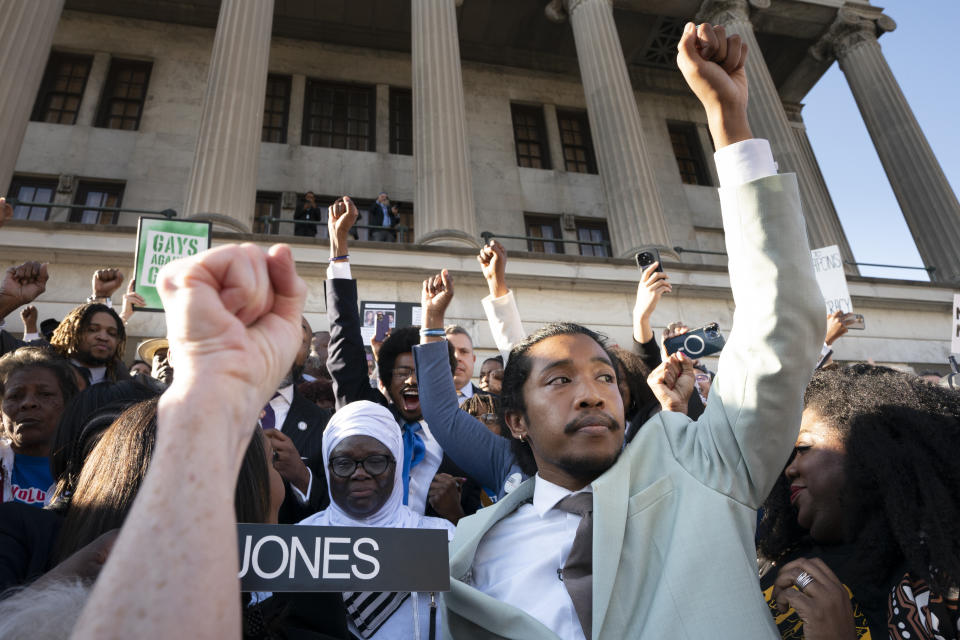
[300,400,453,534]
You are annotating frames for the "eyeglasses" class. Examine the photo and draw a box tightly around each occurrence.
[329,454,394,478]
[695,374,711,382]
[391,366,415,380]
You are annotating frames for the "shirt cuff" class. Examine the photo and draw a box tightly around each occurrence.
[714,139,778,188]
[820,342,832,357]
[290,469,313,504]
[326,260,352,280]
[23,332,40,341]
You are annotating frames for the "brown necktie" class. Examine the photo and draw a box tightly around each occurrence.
[555,492,593,639]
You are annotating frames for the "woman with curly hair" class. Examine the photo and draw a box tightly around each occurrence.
[49,303,127,385]
[757,364,960,639]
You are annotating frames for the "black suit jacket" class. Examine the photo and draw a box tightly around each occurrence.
[325,278,481,517]
[276,389,333,524]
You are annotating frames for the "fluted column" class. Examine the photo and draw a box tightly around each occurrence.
[411,0,479,248]
[0,0,64,193]
[547,0,674,258]
[183,0,274,232]
[813,8,960,283]
[697,0,857,273]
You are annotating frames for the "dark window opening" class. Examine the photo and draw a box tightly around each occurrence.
[31,52,92,125]
[8,176,58,221]
[575,219,611,257]
[96,59,152,130]
[72,181,124,224]
[302,81,375,151]
[511,104,550,169]
[262,75,291,143]
[556,109,598,174]
[524,214,564,254]
[668,122,711,186]
[390,88,413,156]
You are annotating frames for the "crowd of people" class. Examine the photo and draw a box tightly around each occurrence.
[0,21,958,640]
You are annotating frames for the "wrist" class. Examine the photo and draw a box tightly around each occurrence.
[706,105,752,150]
[488,282,508,298]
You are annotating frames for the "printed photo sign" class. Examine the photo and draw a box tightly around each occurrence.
[952,293,960,355]
[811,245,853,315]
[237,523,450,593]
[133,217,212,311]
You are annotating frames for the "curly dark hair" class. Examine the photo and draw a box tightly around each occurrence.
[610,346,654,421]
[376,326,455,387]
[49,303,126,379]
[757,364,960,595]
[500,322,621,476]
[0,346,80,404]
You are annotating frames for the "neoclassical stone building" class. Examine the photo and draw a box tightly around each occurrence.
[0,0,956,372]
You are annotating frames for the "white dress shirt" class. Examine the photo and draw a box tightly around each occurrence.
[471,475,592,640]
[456,380,476,405]
[72,359,106,385]
[271,384,312,503]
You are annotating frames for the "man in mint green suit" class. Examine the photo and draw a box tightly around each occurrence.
[440,22,827,640]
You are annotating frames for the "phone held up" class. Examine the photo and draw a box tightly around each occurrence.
[636,249,663,273]
[374,312,389,342]
[664,322,726,359]
[841,313,865,330]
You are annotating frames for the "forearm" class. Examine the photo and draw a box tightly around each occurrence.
[481,290,525,361]
[632,311,654,345]
[325,278,384,408]
[72,388,251,639]
[414,342,512,491]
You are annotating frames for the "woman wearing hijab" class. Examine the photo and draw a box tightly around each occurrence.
[299,400,454,640]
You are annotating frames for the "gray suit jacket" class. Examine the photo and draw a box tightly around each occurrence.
[442,173,826,639]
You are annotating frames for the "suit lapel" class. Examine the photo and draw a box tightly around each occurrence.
[590,458,629,638]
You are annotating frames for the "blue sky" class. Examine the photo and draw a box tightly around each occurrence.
[802,0,958,281]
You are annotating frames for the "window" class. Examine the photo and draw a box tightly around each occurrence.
[262,75,291,143]
[524,214,564,254]
[668,122,711,186]
[302,81,375,151]
[96,60,152,130]
[511,104,550,169]
[32,52,92,125]
[253,191,282,234]
[71,181,124,224]
[8,176,58,221]
[575,219,611,257]
[556,109,597,174]
[390,88,413,156]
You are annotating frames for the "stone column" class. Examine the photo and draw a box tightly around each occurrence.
[547,0,675,259]
[375,83,390,154]
[411,0,479,247]
[697,0,857,273]
[813,8,960,283]
[182,0,274,232]
[76,52,111,127]
[288,74,305,145]
[0,0,64,193]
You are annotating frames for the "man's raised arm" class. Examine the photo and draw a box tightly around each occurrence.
[661,23,825,505]
[323,196,387,409]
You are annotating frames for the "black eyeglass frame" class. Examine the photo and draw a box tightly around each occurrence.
[328,454,395,478]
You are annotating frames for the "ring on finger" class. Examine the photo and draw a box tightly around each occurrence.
[794,570,815,592]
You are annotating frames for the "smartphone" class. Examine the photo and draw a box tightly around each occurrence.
[664,322,726,359]
[842,313,865,330]
[636,249,663,273]
[374,312,389,342]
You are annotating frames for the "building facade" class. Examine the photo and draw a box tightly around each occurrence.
[0,0,957,372]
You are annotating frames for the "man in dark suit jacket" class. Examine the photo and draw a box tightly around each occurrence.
[367,192,399,242]
[262,316,334,524]
[324,199,481,520]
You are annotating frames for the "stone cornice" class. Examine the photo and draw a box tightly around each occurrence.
[811,6,897,63]
[544,0,611,23]
[695,0,769,26]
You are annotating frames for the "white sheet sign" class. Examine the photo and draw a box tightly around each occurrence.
[811,245,852,315]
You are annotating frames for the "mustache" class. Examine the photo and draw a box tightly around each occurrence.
[400,384,419,394]
[563,412,621,435]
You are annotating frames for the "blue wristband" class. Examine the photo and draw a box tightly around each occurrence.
[419,328,446,337]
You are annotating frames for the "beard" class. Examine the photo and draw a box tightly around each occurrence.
[553,448,623,485]
[74,350,112,367]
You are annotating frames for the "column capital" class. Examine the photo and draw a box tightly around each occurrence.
[695,0,769,26]
[544,0,611,24]
[811,7,896,62]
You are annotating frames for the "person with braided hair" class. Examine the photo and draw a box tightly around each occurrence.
[758,364,960,640]
[49,303,128,385]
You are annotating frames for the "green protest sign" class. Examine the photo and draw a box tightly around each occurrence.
[133,217,212,311]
